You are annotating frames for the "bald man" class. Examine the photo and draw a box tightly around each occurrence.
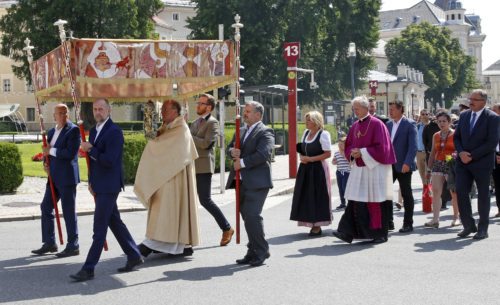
[31,104,81,258]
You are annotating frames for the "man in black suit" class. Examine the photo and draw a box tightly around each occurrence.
[31,104,80,257]
[386,101,418,233]
[226,101,274,267]
[368,97,389,123]
[454,89,500,240]
[70,98,142,281]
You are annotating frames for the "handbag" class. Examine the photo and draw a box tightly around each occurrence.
[422,184,432,213]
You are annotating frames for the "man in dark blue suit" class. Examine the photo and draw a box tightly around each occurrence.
[387,100,418,233]
[454,89,500,240]
[226,101,274,267]
[70,98,142,281]
[32,104,80,257]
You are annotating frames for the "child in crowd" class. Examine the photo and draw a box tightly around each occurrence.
[332,137,350,210]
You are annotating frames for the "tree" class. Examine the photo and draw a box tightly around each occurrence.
[187,0,381,104]
[0,0,163,125]
[385,22,479,108]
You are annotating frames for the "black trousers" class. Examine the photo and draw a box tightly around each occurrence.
[196,173,231,231]
[493,166,500,210]
[393,168,415,227]
[456,164,492,232]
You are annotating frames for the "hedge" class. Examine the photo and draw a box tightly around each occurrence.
[0,121,18,132]
[115,121,144,131]
[123,134,147,184]
[121,122,337,183]
[0,143,24,193]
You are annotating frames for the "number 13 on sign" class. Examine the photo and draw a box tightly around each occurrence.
[283,42,300,65]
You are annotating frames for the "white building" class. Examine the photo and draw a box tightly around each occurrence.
[379,0,486,81]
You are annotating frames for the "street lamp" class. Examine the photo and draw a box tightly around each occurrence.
[348,42,356,99]
[410,88,415,119]
[385,77,389,117]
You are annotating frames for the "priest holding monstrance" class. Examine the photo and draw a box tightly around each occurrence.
[333,96,396,244]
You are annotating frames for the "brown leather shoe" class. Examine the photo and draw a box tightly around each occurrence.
[220,228,235,246]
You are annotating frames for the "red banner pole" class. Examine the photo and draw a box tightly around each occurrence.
[283,42,300,178]
[24,39,64,246]
[232,14,244,244]
[54,20,108,251]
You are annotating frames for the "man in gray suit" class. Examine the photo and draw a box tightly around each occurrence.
[191,93,234,246]
[226,101,274,267]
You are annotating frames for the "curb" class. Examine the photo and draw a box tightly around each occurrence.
[0,207,147,223]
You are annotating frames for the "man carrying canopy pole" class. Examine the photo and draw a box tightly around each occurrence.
[53,19,109,251]
[23,38,66,251]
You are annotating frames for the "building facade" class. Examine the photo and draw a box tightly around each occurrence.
[379,0,486,82]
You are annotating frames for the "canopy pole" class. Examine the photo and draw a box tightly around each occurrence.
[54,19,108,251]
[24,38,64,246]
[232,14,243,244]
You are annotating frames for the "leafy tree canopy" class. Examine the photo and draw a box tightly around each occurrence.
[385,22,479,107]
[0,0,163,81]
[187,0,381,103]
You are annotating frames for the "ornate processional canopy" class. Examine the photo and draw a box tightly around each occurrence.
[31,39,236,102]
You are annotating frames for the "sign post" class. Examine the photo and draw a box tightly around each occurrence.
[283,42,300,178]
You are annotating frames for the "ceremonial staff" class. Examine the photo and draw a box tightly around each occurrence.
[232,14,243,244]
[53,19,109,251]
[23,38,64,246]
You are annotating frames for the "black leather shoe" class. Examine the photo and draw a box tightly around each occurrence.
[308,227,322,237]
[388,222,395,231]
[249,252,270,267]
[31,244,58,255]
[472,231,488,240]
[372,237,388,243]
[332,231,353,244]
[117,258,144,272]
[182,247,194,256]
[70,269,94,282]
[236,255,255,265]
[457,227,478,238]
[398,226,413,233]
[55,248,79,258]
[138,244,153,258]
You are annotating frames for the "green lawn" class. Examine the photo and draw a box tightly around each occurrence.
[17,143,89,181]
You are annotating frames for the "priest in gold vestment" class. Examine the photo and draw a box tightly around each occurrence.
[134,100,200,257]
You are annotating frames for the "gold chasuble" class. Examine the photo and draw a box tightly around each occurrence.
[134,116,200,246]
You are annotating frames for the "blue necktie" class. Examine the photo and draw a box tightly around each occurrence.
[469,112,477,134]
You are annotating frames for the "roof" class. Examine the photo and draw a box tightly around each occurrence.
[152,15,175,31]
[483,60,500,75]
[379,0,443,31]
[366,70,398,82]
[162,0,195,8]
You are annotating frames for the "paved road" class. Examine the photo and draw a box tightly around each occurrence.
[1,174,499,305]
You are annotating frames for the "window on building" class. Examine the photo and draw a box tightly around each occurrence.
[451,14,455,20]
[172,13,179,21]
[3,79,11,92]
[458,14,461,20]
[446,15,449,21]
[27,107,36,122]
[26,82,34,93]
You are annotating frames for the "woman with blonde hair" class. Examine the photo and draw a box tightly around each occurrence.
[290,111,332,236]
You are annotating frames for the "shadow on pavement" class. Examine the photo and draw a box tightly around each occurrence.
[414,237,475,252]
[0,254,145,302]
[160,264,248,281]
[286,242,375,259]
